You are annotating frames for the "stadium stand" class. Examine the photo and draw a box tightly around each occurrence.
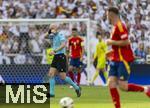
[0,0,149,65]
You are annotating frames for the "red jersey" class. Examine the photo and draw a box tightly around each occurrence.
[68,36,83,58]
[111,20,134,62]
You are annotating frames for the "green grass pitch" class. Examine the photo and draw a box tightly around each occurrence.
[50,85,150,108]
[0,85,149,108]
[0,104,49,108]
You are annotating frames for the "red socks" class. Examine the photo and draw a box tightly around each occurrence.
[110,88,120,108]
[68,71,81,86]
[77,72,81,86]
[68,71,74,82]
[109,84,144,108]
[128,84,144,92]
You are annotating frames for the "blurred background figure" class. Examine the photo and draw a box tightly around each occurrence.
[134,43,146,64]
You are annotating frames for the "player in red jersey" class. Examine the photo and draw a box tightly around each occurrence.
[106,7,150,108]
[68,28,84,86]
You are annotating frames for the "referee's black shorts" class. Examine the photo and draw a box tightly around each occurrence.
[51,53,67,73]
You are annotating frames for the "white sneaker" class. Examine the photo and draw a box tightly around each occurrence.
[88,80,94,86]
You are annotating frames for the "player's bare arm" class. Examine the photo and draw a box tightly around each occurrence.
[106,50,113,58]
[106,39,130,46]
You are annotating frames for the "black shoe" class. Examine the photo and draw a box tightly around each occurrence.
[75,87,81,97]
[0,82,5,86]
[46,93,55,98]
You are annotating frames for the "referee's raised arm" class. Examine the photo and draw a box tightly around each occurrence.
[44,24,58,38]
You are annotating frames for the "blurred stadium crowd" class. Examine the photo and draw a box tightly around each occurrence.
[0,0,150,64]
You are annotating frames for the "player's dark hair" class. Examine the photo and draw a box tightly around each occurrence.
[108,7,119,15]
[96,32,101,38]
[72,28,77,31]
[96,32,101,36]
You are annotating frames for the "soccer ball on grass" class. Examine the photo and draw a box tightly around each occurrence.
[59,97,74,108]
